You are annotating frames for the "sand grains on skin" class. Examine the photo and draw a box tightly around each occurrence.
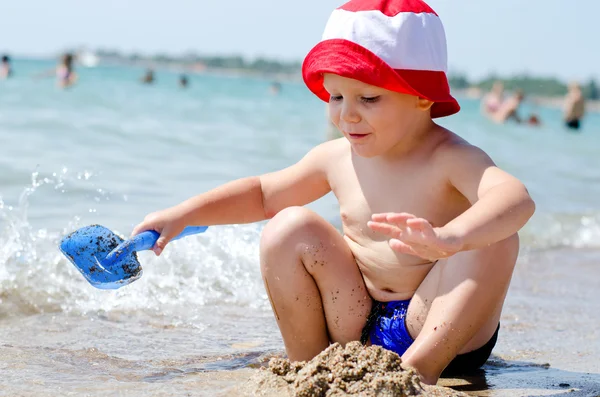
[252,341,468,396]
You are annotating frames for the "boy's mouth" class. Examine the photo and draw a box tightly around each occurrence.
[348,133,369,140]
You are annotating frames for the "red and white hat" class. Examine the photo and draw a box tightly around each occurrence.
[302,0,460,118]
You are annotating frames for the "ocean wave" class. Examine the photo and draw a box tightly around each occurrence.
[1,171,599,318]
[522,212,600,250]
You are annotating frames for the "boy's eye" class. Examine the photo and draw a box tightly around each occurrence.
[329,95,343,102]
[361,96,380,104]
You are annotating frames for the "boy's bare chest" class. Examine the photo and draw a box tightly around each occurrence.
[329,160,462,232]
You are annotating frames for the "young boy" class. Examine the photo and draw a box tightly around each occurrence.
[132,0,535,385]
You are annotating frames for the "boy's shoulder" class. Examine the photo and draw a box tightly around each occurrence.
[309,137,350,160]
[291,138,350,176]
[430,127,496,172]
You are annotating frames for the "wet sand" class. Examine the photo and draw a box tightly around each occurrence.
[0,248,598,396]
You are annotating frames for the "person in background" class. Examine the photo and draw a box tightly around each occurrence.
[141,68,155,84]
[481,81,505,116]
[563,82,585,131]
[1,55,12,79]
[179,74,189,88]
[490,89,525,123]
[35,52,78,88]
[490,90,542,127]
[269,81,281,95]
[56,53,78,88]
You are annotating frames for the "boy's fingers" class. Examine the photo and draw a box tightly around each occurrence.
[367,221,403,239]
[371,213,416,227]
[130,223,147,237]
[389,212,415,219]
[389,239,418,256]
[155,233,174,253]
[405,220,435,240]
[371,213,390,222]
[405,221,422,234]
[153,226,181,256]
[390,239,438,261]
[406,218,428,228]
[131,222,163,239]
[386,213,415,226]
[153,237,168,256]
[403,224,429,241]
[422,225,437,240]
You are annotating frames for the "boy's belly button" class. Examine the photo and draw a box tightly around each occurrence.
[354,256,433,298]
[368,285,415,302]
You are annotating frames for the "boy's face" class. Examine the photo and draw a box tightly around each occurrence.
[323,74,431,158]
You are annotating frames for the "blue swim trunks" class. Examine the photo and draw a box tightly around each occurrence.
[360,299,500,375]
[361,299,413,356]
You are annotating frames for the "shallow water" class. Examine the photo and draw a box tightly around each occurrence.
[1,59,599,396]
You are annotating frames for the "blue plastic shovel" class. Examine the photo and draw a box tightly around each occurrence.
[59,225,208,289]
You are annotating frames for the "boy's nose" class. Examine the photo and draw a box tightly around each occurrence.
[340,102,361,124]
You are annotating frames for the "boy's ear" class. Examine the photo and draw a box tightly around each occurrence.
[416,97,434,111]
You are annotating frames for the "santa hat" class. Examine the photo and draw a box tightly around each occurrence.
[302,0,460,118]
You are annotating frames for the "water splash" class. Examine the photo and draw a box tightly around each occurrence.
[0,170,268,322]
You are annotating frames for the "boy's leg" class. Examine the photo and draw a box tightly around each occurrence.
[260,207,371,362]
[402,234,519,384]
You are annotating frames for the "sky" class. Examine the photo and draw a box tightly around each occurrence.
[1,0,597,81]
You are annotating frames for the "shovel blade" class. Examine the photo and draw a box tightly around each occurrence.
[59,224,143,289]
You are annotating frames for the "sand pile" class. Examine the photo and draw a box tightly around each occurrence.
[252,341,468,397]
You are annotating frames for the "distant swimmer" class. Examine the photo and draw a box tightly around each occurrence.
[527,113,541,126]
[481,81,505,115]
[179,74,189,88]
[490,89,525,123]
[563,82,585,130]
[56,53,78,88]
[35,52,78,88]
[1,55,12,79]
[269,81,281,95]
[488,90,541,127]
[141,68,155,84]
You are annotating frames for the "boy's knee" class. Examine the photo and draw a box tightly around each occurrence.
[260,207,327,255]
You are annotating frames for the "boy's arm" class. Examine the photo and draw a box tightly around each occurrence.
[260,142,334,218]
[133,140,335,248]
[179,141,333,225]
[441,143,535,251]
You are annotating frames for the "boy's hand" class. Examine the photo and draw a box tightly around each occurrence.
[367,213,464,261]
[131,207,188,256]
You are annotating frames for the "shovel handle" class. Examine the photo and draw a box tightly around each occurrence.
[133,225,209,251]
[104,226,208,263]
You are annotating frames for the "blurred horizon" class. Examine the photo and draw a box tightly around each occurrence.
[1,0,598,82]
